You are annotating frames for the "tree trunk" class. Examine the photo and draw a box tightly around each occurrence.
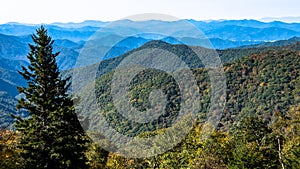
[277,138,285,169]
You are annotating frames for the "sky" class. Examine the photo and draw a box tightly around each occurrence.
[0,0,299,24]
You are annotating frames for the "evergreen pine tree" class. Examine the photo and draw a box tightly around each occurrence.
[14,26,88,169]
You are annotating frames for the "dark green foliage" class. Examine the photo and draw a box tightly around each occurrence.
[94,68,184,137]
[223,50,300,127]
[14,26,88,169]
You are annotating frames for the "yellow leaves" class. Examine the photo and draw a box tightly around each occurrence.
[0,130,20,167]
[85,142,109,169]
[286,104,300,128]
[128,159,134,165]
[0,130,17,144]
[199,122,215,143]
[106,153,131,169]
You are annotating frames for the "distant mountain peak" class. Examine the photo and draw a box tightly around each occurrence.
[260,16,300,23]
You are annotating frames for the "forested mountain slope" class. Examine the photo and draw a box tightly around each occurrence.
[77,42,300,135]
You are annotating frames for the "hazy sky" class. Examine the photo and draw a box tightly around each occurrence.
[1,0,299,24]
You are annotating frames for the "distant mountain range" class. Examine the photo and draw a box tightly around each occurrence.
[1,19,300,86]
[1,19,300,125]
[260,16,300,23]
[2,19,300,40]
[0,19,299,57]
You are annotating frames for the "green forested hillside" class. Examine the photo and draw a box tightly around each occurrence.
[76,43,300,168]
[88,47,300,129]
[81,43,300,131]
[0,92,27,129]
[223,50,300,124]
